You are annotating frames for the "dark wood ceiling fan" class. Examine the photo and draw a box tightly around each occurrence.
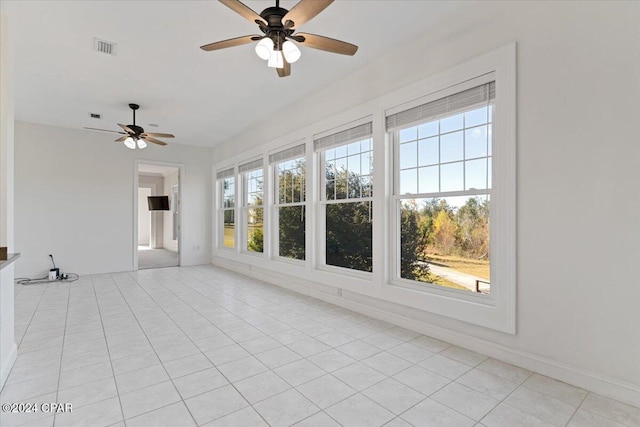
[84,104,174,149]
[200,0,358,77]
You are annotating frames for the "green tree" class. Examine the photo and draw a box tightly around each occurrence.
[277,159,306,259]
[326,201,372,271]
[278,206,305,260]
[247,206,264,253]
[400,201,430,280]
[324,168,373,272]
[247,227,264,252]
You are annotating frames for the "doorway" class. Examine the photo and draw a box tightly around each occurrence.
[135,162,182,270]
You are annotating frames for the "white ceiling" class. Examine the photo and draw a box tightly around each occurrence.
[2,1,471,147]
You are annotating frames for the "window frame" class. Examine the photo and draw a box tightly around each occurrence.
[217,170,236,251]
[272,153,307,263]
[390,76,495,297]
[240,160,265,255]
[382,46,516,333]
[317,126,374,278]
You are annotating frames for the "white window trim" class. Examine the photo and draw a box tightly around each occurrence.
[240,159,266,256]
[379,44,516,333]
[217,173,237,252]
[271,153,307,263]
[390,74,494,293]
[316,130,375,277]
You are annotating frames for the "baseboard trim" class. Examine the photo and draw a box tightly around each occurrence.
[0,343,17,390]
[212,258,640,408]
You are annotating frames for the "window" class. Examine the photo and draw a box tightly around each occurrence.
[389,80,494,294]
[217,167,235,249]
[316,121,373,272]
[271,144,306,261]
[240,159,264,253]
[213,45,515,332]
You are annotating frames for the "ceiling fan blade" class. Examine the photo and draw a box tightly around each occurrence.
[84,127,126,135]
[282,0,334,29]
[115,136,128,142]
[218,0,267,26]
[277,59,291,78]
[144,136,168,146]
[200,35,263,51]
[296,33,358,55]
[141,132,175,138]
[117,123,135,133]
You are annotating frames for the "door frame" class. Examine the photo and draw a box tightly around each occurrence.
[133,159,185,271]
[137,183,156,248]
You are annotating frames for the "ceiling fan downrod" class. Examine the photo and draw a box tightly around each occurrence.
[129,103,139,126]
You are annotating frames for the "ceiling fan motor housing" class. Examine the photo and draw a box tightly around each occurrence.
[259,6,292,49]
[128,125,145,135]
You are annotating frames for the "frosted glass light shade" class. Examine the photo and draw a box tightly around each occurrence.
[282,41,301,63]
[124,137,136,149]
[255,38,274,60]
[268,50,284,68]
[137,138,147,149]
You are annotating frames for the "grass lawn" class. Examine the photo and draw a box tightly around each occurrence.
[223,226,234,248]
[427,253,490,280]
[430,275,471,291]
[413,269,472,292]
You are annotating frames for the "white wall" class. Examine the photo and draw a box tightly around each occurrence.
[137,187,151,245]
[210,2,640,404]
[0,13,17,390]
[139,174,165,248]
[14,122,211,276]
[163,170,179,252]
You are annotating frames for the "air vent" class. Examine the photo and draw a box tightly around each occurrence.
[148,123,159,128]
[89,113,101,119]
[93,38,117,55]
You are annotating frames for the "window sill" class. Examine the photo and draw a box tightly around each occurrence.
[389,277,495,306]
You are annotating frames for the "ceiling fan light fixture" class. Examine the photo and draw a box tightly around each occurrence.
[267,49,284,68]
[124,137,136,150]
[282,40,301,63]
[255,37,274,60]
[137,138,147,149]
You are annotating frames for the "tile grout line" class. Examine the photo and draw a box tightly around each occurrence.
[50,280,73,427]
[87,273,128,427]
[292,408,345,427]
[564,391,590,427]
[6,282,50,378]
[141,270,347,422]
[105,274,200,427]
[164,271,444,424]
[144,268,466,425]
[474,370,537,426]
[120,270,268,426]
[112,269,537,427]
[151,270,305,426]
[9,266,631,427]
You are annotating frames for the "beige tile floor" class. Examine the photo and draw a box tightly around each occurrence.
[0,265,638,427]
